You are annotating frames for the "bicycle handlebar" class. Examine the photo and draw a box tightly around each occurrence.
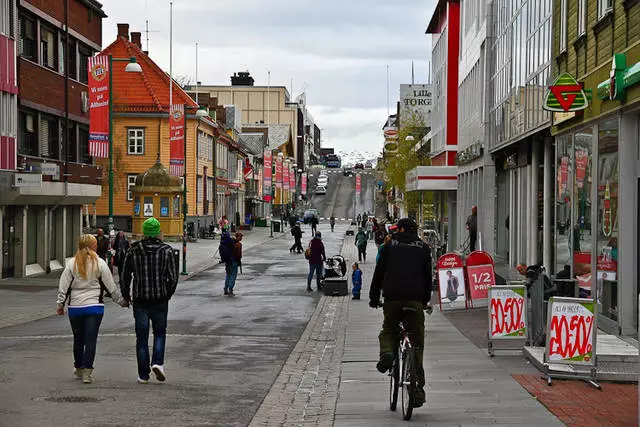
[373,301,433,315]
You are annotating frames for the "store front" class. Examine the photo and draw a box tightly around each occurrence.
[550,52,640,336]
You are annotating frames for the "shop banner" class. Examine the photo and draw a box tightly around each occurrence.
[257,167,263,199]
[545,297,596,366]
[263,149,272,202]
[575,150,588,189]
[436,253,465,309]
[488,285,527,339]
[355,173,361,194]
[283,161,290,190]
[275,156,283,189]
[169,104,185,176]
[301,174,307,194]
[88,55,110,158]
[289,165,295,191]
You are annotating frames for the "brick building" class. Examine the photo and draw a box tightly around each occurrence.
[0,0,105,278]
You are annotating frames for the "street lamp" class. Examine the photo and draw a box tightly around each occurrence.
[107,56,142,234]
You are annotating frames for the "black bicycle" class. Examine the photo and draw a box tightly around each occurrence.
[388,306,420,420]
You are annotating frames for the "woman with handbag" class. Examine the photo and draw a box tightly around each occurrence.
[305,232,326,292]
[56,234,129,384]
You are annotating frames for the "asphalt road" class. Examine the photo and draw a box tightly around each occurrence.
[0,224,345,427]
[308,168,377,221]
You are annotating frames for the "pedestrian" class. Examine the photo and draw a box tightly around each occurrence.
[113,231,130,283]
[95,227,109,261]
[351,262,362,300]
[466,206,478,252]
[230,232,243,294]
[357,214,362,224]
[310,215,319,235]
[374,221,388,247]
[219,215,230,232]
[120,217,178,384]
[366,217,374,240]
[369,218,433,409]
[290,222,304,254]
[219,230,238,296]
[305,232,326,292]
[355,227,368,262]
[330,216,336,232]
[361,216,368,230]
[57,234,128,384]
[376,234,392,263]
[289,214,298,229]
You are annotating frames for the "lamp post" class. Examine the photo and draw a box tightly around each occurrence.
[107,56,142,233]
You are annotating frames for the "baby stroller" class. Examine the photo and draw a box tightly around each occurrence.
[322,255,349,296]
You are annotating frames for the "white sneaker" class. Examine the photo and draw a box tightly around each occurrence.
[73,368,82,380]
[137,377,149,384]
[151,364,166,382]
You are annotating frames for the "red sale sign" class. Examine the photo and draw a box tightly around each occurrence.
[467,264,496,300]
[545,298,596,366]
[488,285,527,339]
[88,55,110,158]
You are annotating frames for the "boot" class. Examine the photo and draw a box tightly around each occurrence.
[82,368,94,384]
[73,368,82,380]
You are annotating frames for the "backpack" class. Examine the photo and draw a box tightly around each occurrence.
[219,233,235,263]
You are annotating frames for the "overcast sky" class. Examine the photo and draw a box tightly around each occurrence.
[103,0,436,153]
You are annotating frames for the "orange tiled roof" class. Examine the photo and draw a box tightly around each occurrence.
[101,36,198,113]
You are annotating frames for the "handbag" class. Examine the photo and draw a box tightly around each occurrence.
[304,242,312,260]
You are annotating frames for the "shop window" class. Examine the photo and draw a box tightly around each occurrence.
[18,13,35,61]
[572,128,593,282]
[127,174,137,201]
[555,134,573,275]
[160,197,170,217]
[40,25,57,70]
[596,119,619,321]
[133,197,140,216]
[173,195,180,216]
[127,128,144,155]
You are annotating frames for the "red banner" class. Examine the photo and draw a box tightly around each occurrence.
[467,265,496,300]
[289,165,295,191]
[88,55,110,158]
[169,104,185,176]
[301,174,307,194]
[263,149,272,202]
[275,156,283,189]
[283,161,290,190]
[355,173,361,194]
[244,158,253,182]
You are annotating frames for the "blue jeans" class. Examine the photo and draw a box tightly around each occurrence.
[225,261,239,290]
[133,301,168,380]
[69,314,103,369]
[308,263,323,289]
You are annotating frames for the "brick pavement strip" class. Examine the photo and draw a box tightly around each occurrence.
[249,236,358,427]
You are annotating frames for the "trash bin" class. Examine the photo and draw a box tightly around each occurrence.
[273,221,281,233]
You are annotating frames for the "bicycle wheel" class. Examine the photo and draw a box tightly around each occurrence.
[401,348,417,421]
[389,354,399,411]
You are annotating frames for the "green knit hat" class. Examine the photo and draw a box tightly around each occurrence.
[143,217,161,237]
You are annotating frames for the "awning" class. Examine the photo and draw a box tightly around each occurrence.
[406,166,457,191]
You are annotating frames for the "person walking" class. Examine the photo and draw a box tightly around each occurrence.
[330,216,336,232]
[57,234,128,384]
[366,217,374,240]
[290,223,304,254]
[219,230,238,296]
[374,220,388,247]
[351,262,363,300]
[113,231,130,283]
[306,232,326,292]
[226,232,243,296]
[466,206,478,252]
[369,218,433,408]
[310,215,319,235]
[120,217,178,384]
[355,227,368,262]
[95,228,109,262]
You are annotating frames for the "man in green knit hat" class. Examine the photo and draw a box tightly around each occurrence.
[121,217,178,384]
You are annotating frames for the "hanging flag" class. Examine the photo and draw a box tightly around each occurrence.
[301,174,307,194]
[356,173,362,194]
[289,165,295,190]
[243,158,253,182]
[275,155,283,189]
[169,104,185,176]
[283,161,290,191]
[263,149,272,202]
[88,55,110,158]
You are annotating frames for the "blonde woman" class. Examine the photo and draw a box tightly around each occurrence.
[57,234,128,384]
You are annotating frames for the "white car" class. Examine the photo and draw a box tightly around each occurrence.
[317,176,328,186]
[315,186,327,195]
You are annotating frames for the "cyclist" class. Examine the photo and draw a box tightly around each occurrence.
[369,218,432,408]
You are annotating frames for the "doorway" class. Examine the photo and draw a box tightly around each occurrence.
[2,207,16,278]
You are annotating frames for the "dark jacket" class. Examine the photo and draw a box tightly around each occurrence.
[355,231,368,249]
[292,226,303,240]
[308,237,326,265]
[96,235,109,260]
[370,231,432,306]
[466,213,478,236]
[121,237,178,303]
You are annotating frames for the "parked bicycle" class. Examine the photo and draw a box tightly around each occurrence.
[383,303,433,421]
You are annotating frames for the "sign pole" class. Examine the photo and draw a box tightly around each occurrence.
[107,54,114,233]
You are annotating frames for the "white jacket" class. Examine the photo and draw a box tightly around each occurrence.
[56,257,125,307]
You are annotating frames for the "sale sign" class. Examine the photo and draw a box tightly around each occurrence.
[488,285,527,339]
[169,104,185,176]
[436,253,465,308]
[467,264,496,300]
[88,55,110,158]
[545,297,596,365]
[263,149,272,202]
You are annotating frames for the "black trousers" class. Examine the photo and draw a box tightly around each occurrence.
[291,238,303,253]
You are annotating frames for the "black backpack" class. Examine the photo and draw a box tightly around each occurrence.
[219,233,235,263]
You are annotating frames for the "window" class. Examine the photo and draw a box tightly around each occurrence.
[197,175,203,202]
[67,38,77,80]
[127,128,144,154]
[18,110,37,156]
[78,125,90,164]
[559,0,567,52]
[160,197,170,217]
[598,0,613,19]
[78,45,92,84]
[127,174,137,201]
[207,177,213,215]
[577,0,586,36]
[40,114,59,159]
[40,26,57,70]
[18,13,35,61]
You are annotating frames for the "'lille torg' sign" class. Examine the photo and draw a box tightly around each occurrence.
[543,73,589,113]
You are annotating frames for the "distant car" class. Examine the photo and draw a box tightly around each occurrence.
[354,163,364,169]
[315,186,327,195]
[303,209,319,224]
[317,176,328,186]
[343,168,352,176]
[365,161,373,169]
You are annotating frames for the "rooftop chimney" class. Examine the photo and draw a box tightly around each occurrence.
[131,32,142,49]
[117,23,129,40]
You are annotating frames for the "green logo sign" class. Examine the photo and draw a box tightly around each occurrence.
[597,53,640,101]
[543,73,589,112]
